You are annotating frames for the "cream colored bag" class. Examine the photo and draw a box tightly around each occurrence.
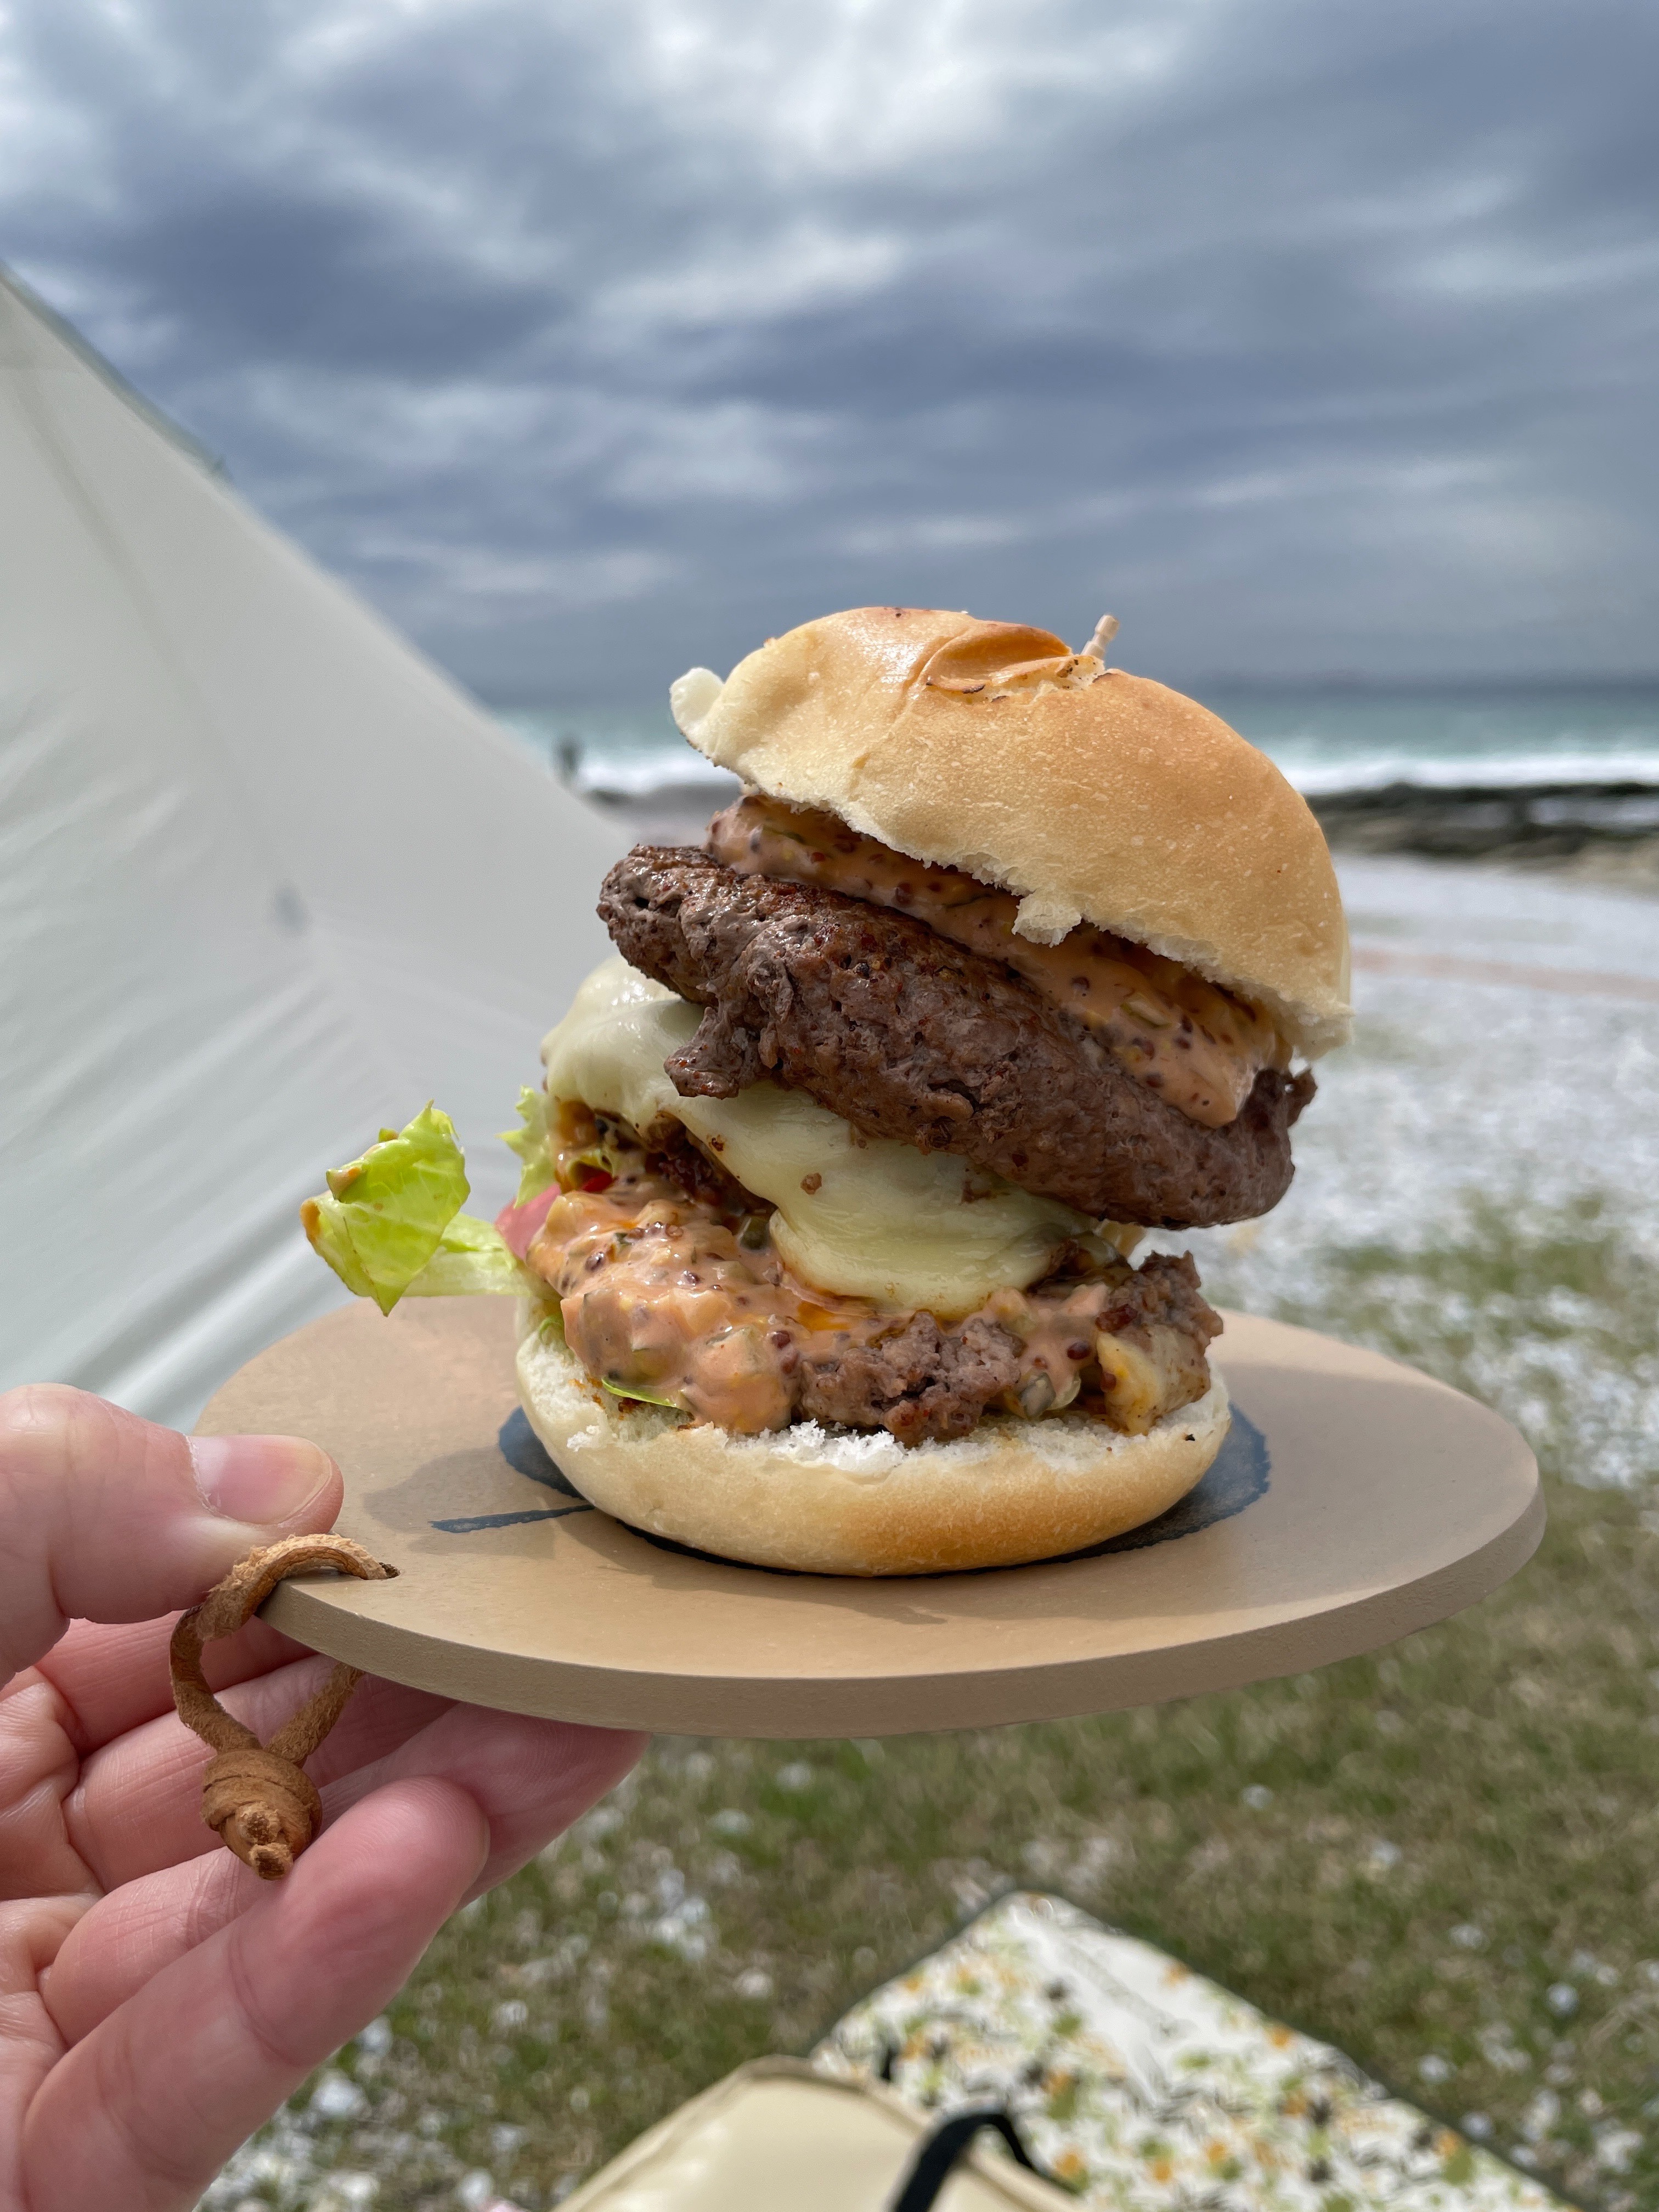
[560,2058,1074,2211]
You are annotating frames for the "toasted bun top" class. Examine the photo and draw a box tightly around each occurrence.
[672,606,1351,1057]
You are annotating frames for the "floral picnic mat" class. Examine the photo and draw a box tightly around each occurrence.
[816,1892,1577,2210]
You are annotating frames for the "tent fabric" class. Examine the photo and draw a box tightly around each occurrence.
[1,267,628,1430]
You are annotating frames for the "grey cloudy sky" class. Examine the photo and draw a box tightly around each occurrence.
[3,0,1656,704]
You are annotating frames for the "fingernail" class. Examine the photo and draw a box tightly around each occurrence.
[190,1434,336,1523]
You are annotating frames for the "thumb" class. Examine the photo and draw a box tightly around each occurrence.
[0,1384,342,1681]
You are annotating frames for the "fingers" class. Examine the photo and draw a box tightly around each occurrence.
[22,1779,489,2212]
[2,1634,359,1907]
[66,1663,454,1893]
[69,1638,643,1895]
[37,1852,246,2050]
[0,1386,342,1681]
[45,1713,643,2046]
[324,1704,646,1904]
[33,1611,321,1759]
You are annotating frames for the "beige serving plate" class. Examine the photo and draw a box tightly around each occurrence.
[197,1299,1541,1737]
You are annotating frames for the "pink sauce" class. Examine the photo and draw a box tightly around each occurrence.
[707,794,1288,1127]
[526,1107,1214,1437]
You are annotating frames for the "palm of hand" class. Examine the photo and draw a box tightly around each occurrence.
[0,1393,640,2212]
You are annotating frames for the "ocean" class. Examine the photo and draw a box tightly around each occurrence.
[501,685,1659,808]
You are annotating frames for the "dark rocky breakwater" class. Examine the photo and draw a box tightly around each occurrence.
[1310,780,1659,886]
[578,768,1659,890]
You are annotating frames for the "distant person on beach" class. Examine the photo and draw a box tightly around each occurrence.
[0,1384,644,2210]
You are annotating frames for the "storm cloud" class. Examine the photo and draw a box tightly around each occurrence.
[3,0,1656,704]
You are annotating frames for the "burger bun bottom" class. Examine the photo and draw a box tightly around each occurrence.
[515,1304,1230,1576]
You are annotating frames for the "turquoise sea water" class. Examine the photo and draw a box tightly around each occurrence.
[501,686,1659,802]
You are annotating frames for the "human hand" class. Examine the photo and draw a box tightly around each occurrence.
[0,1386,645,2212]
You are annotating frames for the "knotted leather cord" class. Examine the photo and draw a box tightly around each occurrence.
[170,1535,391,1881]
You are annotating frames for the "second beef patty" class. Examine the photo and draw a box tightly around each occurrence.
[599,848,1314,1229]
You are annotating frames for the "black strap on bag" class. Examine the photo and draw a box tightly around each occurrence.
[888,2106,1042,2211]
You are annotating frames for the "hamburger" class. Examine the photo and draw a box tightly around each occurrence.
[305,607,1350,1575]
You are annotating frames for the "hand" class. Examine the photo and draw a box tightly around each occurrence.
[0,1386,645,2212]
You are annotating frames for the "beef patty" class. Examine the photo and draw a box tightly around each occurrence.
[792,1251,1217,1445]
[599,848,1314,1228]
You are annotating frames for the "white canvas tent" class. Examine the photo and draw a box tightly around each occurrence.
[0,267,628,1429]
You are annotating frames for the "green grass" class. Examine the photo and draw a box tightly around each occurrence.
[208,1197,1659,2212]
[1269,1194,1659,1495]
[1283,1192,1659,1379]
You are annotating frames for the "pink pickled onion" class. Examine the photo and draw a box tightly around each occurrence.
[495,1184,560,1260]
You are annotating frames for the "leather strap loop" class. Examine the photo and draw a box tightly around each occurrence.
[170,1534,391,1880]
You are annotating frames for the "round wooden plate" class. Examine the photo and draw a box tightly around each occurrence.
[196,1300,1542,1737]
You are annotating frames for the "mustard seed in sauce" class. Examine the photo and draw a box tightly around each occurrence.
[708,792,1289,1128]
[532,1104,1217,1437]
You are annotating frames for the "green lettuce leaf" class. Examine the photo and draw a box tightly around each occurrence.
[500,1085,556,1206]
[405,1210,532,1298]
[600,1375,686,1412]
[302,1103,527,1313]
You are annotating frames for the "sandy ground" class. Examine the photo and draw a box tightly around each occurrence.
[1208,850,1659,1263]
[1183,853,1659,1483]
[1212,849,1659,1265]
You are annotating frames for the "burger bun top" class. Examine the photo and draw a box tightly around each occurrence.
[673,606,1350,1058]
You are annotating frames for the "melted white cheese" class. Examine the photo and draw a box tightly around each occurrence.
[541,958,1093,1315]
